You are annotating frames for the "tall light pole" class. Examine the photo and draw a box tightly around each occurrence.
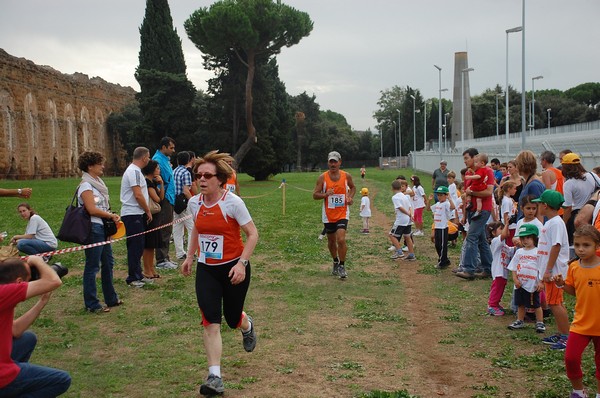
[379,128,383,167]
[530,75,543,133]
[506,26,523,156]
[434,64,443,158]
[396,109,402,158]
[392,120,397,158]
[444,112,450,153]
[461,67,474,153]
[521,0,527,150]
[410,94,417,169]
[496,93,504,140]
[423,101,428,151]
[547,108,551,135]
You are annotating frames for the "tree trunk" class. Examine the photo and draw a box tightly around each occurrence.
[233,50,256,165]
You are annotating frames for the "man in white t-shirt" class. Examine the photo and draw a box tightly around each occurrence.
[120,147,152,288]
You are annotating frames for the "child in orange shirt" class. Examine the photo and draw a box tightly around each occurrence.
[554,225,600,398]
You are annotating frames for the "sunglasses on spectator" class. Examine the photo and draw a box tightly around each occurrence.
[195,172,217,179]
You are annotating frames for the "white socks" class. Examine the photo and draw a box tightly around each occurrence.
[209,366,221,378]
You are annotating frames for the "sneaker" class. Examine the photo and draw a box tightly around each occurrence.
[403,254,416,261]
[452,266,464,274]
[391,251,404,260]
[413,230,424,237]
[318,234,325,240]
[156,261,178,270]
[338,264,348,279]
[488,307,505,316]
[177,254,187,260]
[541,334,562,345]
[535,322,546,333]
[508,320,525,330]
[549,338,567,351]
[569,391,588,398]
[42,255,53,263]
[455,271,475,280]
[332,262,340,276]
[471,211,481,220]
[199,374,225,396]
[387,245,396,251]
[127,280,145,288]
[141,277,155,284]
[401,245,409,252]
[242,315,257,352]
[474,271,492,279]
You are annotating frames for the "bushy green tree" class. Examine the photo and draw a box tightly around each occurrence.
[185,0,313,164]
[136,0,196,146]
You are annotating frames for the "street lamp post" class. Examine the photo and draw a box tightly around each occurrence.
[461,67,474,153]
[521,0,527,150]
[379,128,383,167]
[392,120,397,158]
[410,95,417,169]
[444,112,450,153]
[396,109,402,159]
[506,26,523,156]
[547,108,551,135]
[434,65,443,158]
[496,93,503,140]
[530,75,543,134]
[423,102,428,151]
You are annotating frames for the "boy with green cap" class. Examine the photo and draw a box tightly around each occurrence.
[507,223,546,332]
[533,189,570,350]
[426,186,457,269]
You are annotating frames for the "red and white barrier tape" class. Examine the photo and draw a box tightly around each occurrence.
[19,213,193,260]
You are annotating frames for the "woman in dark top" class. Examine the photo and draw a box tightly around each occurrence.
[501,160,523,201]
[514,151,545,220]
[142,160,164,279]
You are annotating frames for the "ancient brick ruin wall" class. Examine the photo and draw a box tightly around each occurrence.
[0,49,136,179]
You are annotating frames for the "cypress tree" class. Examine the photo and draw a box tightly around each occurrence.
[136,0,196,145]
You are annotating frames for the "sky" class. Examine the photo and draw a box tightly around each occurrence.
[1,0,598,131]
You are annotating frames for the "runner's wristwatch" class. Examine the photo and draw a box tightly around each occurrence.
[239,259,249,267]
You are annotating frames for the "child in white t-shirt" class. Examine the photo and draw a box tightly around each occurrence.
[507,223,546,333]
[487,221,515,316]
[426,186,455,269]
[359,187,371,234]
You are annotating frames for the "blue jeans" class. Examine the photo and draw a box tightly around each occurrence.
[16,239,55,256]
[122,215,145,284]
[83,223,119,310]
[12,331,37,363]
[2,332,71,397]
[462,210,492,275]
[0,362,71,397]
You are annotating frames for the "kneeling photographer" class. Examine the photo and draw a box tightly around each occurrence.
[0,256,71,397]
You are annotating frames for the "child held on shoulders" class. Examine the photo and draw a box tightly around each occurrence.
[464,153,492,219]
[389,180,416,261]
[554,225,600,398]
[359,187,371,234]
[534,189,571,350]
[426,186,456,269]
[487,221,515,316]
[507,224,546,333]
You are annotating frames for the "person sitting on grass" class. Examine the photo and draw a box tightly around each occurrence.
[10,203,57,259]
[553,225,600,398]
[506,224,546,333]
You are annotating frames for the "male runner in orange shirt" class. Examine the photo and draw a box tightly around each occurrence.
[313,151,356,279]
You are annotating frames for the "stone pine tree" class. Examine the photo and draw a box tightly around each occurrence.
[184,0,313,165]
[136,0,196,145]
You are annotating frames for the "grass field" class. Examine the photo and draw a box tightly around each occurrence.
[0,168,592,397]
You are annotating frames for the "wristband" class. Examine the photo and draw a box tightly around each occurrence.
[17,188,22,195]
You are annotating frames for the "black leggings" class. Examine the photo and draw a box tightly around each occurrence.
[195,260,251,328]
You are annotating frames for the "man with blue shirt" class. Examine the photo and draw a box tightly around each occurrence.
[152,137,177,270]
[173,151,194,260]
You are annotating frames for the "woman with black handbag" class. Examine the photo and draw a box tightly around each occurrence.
[77,151,122,313]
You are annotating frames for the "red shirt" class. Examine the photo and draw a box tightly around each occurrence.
[466,167,495,212]
[0,283,28,388]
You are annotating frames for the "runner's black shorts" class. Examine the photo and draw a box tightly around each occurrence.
[324,219,348,234]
